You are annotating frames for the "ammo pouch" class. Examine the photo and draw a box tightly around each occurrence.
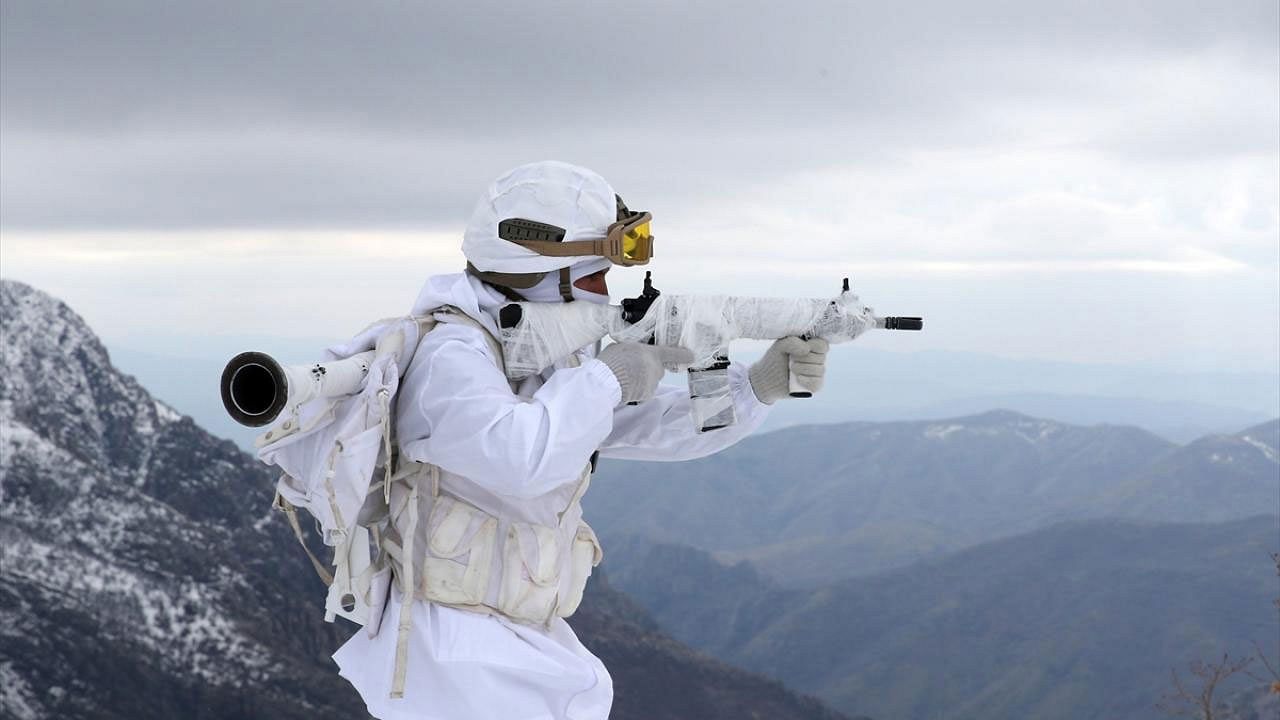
[383,461,603,628]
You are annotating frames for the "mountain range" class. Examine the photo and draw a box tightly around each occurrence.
[605,517,1278,720]
[582,388,1279,718]
[0,278,847,720]
[587,412,1279,584]
[786,391,1274,444]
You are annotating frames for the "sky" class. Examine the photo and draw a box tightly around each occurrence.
[1,0,1278,375]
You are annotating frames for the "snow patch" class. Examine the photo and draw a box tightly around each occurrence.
[1014,427,1054,444]
[0,417,91,496]
[5,536,276,684]
[0,661,42,720]
[925,424,964,440]
[251,507,277,533]
[1011,419,1057,444]
[1241,436,1278,463]
[155,400,182,423]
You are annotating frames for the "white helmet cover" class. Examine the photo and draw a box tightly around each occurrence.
[462,161,618,275]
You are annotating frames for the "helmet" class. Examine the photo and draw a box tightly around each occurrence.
[462,161,653,302]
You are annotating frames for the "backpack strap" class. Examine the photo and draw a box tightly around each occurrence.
[274,490,335,586]
[381,307,512,697]
[390,461,435,699]
[432,304,508,375]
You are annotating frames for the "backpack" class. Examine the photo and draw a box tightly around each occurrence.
[255,306,504,632]
[255,305,604,698]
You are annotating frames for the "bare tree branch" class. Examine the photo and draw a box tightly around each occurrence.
[1161,550,1280,716]
[1247,552,1280,695]
[1158,653,1254,720]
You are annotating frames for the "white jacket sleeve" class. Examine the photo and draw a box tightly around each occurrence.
[598,362,771,462]
[396,323,623,498]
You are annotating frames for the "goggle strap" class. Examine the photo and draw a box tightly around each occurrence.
[464,261,547,291]
[559,267,574,302]
[512,237,611,258]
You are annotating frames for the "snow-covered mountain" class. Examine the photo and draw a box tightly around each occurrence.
[1,280,366,718]
[0,279,849,720]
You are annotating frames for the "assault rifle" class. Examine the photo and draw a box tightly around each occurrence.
[496,272,921,431]
[220,273,921,433]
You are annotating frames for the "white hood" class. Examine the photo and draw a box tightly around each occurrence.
[323,269,610,364]
[318,273,502,361]
[409,272,508,339]
[407,272,608,363]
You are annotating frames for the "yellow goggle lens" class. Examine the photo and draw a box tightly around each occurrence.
[622,221,651,259]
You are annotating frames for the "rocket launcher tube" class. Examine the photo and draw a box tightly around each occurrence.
[221,350,376,427]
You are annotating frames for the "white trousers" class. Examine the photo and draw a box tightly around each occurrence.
[333,586,613,720]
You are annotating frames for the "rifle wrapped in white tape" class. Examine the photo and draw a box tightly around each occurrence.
[498,274,921,431]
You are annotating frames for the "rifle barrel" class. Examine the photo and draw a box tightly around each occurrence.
[879,316,923,331]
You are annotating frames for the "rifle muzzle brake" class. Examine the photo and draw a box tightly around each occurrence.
[881,316,924,331]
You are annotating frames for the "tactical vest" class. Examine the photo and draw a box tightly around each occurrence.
[381,456,600,629]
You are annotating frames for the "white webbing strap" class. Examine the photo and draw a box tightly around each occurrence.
[380,310,505,697]
[557,462,593,526]
[434,305,507,374]
[274,492,335,586]
[322,444,347,540]
[568,461,592,509]
[379,388,395,507]
[390,464,429,698]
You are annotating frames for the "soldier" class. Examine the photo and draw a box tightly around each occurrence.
[327,160,829,719]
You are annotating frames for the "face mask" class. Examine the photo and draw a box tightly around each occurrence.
[517,257,612,304]
[572,287,610,305]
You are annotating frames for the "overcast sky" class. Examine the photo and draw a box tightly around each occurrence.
[2,1,1277,376]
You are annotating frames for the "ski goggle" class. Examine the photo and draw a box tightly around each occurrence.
[607,211,653,265]
[497,211,654,267]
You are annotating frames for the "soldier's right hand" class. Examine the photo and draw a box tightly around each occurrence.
[597,342,695,405]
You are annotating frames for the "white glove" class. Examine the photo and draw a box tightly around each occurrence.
[748,337,829,404]
[598,342,695,405]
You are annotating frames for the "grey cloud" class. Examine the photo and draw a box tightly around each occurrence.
[1,0,1276,229]
[0,125,871,229]
[4,1,1275,131]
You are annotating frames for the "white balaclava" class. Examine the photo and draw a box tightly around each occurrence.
[517,256,612,304]
[462,161,620,304]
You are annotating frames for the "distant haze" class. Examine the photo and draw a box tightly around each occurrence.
[1,1,1277,377]
[107,338,1278,451]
